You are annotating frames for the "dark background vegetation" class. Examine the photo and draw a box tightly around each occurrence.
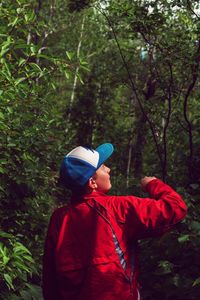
[0,0,200,299]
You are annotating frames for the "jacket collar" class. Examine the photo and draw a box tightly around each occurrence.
[83,190,108,198]
[71,190,108,204]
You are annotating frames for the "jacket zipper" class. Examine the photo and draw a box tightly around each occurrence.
[86,199,136,299]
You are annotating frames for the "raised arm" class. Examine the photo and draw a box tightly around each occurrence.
[112,178,187,239]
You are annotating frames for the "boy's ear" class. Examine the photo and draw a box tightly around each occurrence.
[88,177,97,189]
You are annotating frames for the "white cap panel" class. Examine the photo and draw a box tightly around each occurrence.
[66,146,99,168]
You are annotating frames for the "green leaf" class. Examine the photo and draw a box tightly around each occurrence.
[0,47,10,57]
[16,7,23,14]
[23,255,34,263]
[7,107,13,113]
[79,57,88,65]
[0,231,13,239]
[0,112,5,119]
[18,58,26,66]
[51,82,56,90]
[9,17,19,27]
[192,277,200,287]
[178,234,190,243]
[15,43,31,50]
[3,255,10,265]
[25,283,43,298]
[0,37,13,57]
[14,261,31,273]
[36,54,54,62]
[7,143,17,147]
[4,273,14,290]
[80,65,90,71]
[190,221,200,233]
[155,260,173,275]
[14,243,32,255]
[48,119,55,125]
[30,45,37,55]
[64,71,70,79]
[4,60,12,76]
[66,51,73,60]
[24,14,29,22]
[20,290,32,300]
[0,166,6,174]
[29,63,42,73]
[15,77,26,86]
[77,73,84,84]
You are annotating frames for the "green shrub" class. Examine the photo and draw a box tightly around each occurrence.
[0,231,42,300]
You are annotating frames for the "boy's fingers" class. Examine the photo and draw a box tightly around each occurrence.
[140,176,157,191]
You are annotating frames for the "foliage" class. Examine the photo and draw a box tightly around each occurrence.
[0,231,43,299]
[0,0,77,297]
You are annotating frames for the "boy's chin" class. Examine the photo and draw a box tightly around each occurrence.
[105,184,112,193]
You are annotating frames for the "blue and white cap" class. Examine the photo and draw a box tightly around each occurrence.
[60,143,114,190]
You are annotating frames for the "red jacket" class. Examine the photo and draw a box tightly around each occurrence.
[43,179,187,300]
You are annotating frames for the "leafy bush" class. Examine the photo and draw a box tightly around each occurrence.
[0,231,42,299]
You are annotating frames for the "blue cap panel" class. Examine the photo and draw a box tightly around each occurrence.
[95,143,114,168]
[60,157,96,187]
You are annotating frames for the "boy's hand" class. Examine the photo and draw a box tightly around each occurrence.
[141,176,157,191]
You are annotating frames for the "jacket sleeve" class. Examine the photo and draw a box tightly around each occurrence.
[42,207,68,300]
[113,179,187,239]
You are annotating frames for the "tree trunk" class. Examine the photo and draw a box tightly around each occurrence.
[126,129,134,188]
[133,112,147,179]
[65,14,86,135]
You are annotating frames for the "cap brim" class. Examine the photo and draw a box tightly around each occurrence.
[95,143,114,168]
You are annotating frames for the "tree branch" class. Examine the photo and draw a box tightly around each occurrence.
[97,6,164,171]
[162,62,173,182]
[183,39,200,160]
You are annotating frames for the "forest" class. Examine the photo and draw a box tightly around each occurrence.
[0,0,200,299]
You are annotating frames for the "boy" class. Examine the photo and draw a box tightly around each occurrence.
[43,143,187,300]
